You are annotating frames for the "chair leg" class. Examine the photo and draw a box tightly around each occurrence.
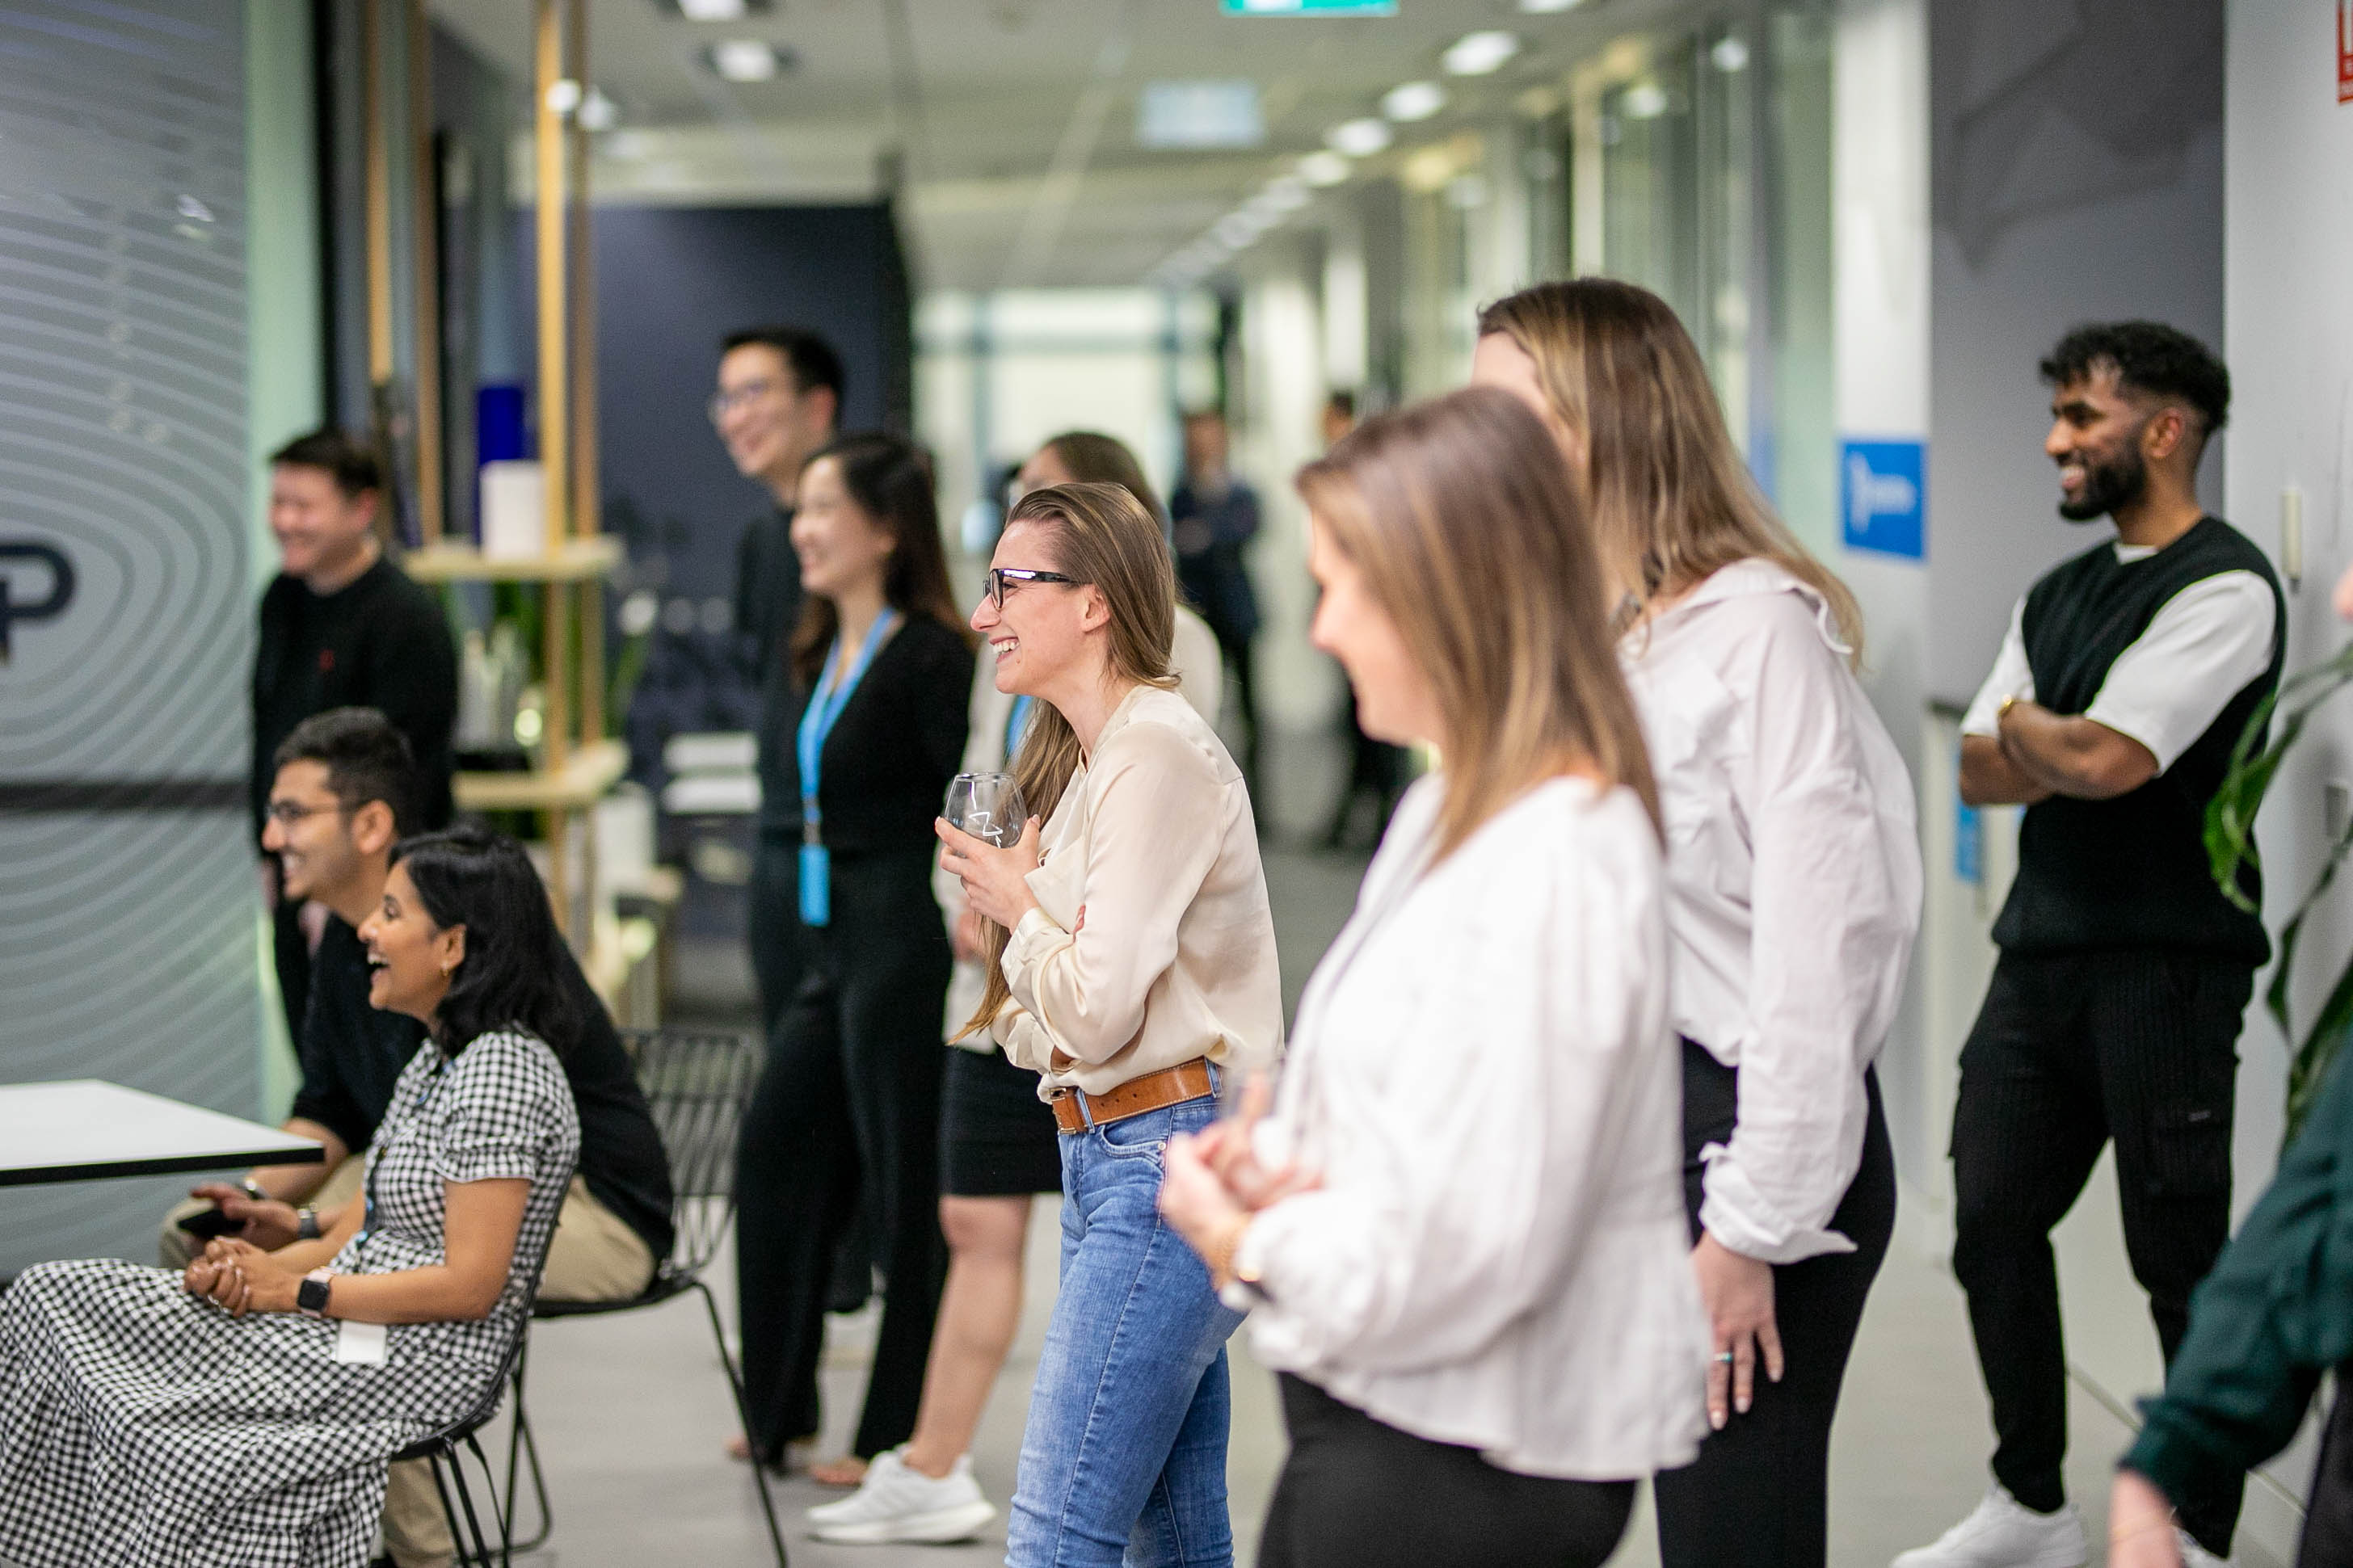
[429,1447,502,1568]
[692,1278,789,1567]
[501,1354,555,1552]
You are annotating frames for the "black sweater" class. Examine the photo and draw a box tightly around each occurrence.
[251,557,457,836]
[790,615,974,859]
[293,916,676,1261]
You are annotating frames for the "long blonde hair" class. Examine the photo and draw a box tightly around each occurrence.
[958,481,1177,1040]
[1296,387,1661,856]
[1477,279,1865,663]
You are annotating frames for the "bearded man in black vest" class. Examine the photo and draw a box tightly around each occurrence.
[1898,324,2279,1568]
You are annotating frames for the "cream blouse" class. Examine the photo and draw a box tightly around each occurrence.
[989,683,1282,1097]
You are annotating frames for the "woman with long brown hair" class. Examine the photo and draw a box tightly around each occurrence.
[1158,386,1707,1568]
[1474,279,1921,1568]
[811,431,1223,1546]
[731,431,974,1484]
[934,480,1282,1568]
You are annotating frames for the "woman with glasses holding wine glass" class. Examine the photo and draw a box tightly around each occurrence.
[934,480,1282,1568]
[730,431,974,1489]
[813,432,1227,1545]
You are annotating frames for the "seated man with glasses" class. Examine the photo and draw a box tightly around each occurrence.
[164,707,676,1568]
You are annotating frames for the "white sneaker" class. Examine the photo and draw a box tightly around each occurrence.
[1891,1486,2087,1568]
[806,1447,997,1545]
[2177,1526,2230,1566]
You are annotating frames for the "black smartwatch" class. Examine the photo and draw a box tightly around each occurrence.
[297,1207,321,1241]
[297,1269,333,1318]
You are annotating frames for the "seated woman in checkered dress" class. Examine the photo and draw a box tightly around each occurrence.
[0,828,582,1568]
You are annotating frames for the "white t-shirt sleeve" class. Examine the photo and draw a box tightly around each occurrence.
[2083,571,2276,772]
[1959,600,2033,738]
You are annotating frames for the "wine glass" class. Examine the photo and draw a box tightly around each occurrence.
[945,771,1028,848]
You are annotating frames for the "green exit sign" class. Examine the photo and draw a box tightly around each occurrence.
[1221,0,1399,14]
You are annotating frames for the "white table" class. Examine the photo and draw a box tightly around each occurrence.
[0,1080,323,1187]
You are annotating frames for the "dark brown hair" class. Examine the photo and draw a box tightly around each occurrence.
[789,432,969,686]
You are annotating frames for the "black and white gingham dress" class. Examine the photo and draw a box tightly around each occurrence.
[0,1028,579,1568]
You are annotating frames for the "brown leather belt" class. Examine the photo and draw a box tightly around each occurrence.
[1050,1057,1215,1134]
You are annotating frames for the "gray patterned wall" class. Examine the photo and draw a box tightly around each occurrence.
[0,1,259,1273]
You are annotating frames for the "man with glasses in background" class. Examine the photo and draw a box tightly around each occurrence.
[711,325,844,1035]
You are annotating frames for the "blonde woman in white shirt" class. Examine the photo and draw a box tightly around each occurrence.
[934,479,1282,1568]
[811,434,1220,1546]
[1472,278,1922,1568]
[1160,386,1707,1568]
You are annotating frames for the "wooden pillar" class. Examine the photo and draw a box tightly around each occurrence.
[533,0,568,553]
[406,0,444,544]
[362,0,393,392]
[565,0,604,745]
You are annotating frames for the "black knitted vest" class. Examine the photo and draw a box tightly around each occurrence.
[1991,516,2282,962]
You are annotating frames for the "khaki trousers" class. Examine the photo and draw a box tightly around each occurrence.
[380,1176,656,1567]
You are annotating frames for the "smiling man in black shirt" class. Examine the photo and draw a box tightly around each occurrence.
[250,431,457,1040]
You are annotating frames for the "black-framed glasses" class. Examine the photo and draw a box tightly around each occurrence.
[263,799,350,828]
[987,567,1078,607]
[706,378,783,424]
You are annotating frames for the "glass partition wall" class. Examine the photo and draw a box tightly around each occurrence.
[1561,3,1836,554]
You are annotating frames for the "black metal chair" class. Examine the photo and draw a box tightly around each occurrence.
[501,1028,786,1566]
[392,1325,534,1568]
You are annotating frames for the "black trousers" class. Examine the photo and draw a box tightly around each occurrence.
[747,828,810,1035]
[1950,948,2251,1550]
[734,846,950,1461]
[270,893,310,1042]
[1654,1041,1896,1568]
[1221,633,1261,801]
[1259,1374,1634,1568]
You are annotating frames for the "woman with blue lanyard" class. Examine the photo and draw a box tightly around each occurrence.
[732,431,974,1486]
[811,431,1222,1545]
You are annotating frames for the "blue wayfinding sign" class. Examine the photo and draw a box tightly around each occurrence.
[1841,438,1926,560]
[1221,0,1398,13]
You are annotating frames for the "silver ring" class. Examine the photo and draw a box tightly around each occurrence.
[1715,1352,1735,1364]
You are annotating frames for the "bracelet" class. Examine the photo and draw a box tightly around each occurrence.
[1201,1213,1252,1291]
[2109,1511,2175,1546]
[1997,694,2021,722]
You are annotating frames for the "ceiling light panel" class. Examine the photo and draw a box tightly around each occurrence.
[707,40,792,82]
[1137,81,1266,149]
[1297,150,1352,187]
[1381,80,1447,122]
[1442,31,1522,75]
[1517,0,1585,12]
[1326,117,1392,157]
[666,0,775,19]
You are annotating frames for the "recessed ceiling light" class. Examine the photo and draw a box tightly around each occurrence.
[1517,0,1585,12]
[1710,36,1750,72]
[1621,80,1669,119]
[579,87,621,132]
[1442,30,1521,75]
[669,0,776,19]
[707,40,794,81]
[1381,81,1447,122]
[1297,149,1353,187]
[1326,117,1393,157]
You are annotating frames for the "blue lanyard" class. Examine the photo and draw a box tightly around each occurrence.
[1004,694,1034,760]
[795,609,900,926]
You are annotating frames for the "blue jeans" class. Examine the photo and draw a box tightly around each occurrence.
[1007,1093,1245,1567]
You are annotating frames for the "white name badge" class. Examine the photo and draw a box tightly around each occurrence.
[333,1319,390,1366]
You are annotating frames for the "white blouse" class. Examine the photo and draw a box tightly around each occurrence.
[1237,775,1708,1480]
[1620,560,1922,1266]
[990,683,1283,1096]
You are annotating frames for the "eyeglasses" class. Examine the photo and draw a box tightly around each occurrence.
[986,567,1078,608]
[707,378,783,424]
[264,799,349,827]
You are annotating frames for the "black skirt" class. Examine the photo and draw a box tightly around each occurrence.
[939,1044,1063,1197]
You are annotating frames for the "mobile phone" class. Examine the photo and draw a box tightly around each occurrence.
[177,1207,243,1241]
